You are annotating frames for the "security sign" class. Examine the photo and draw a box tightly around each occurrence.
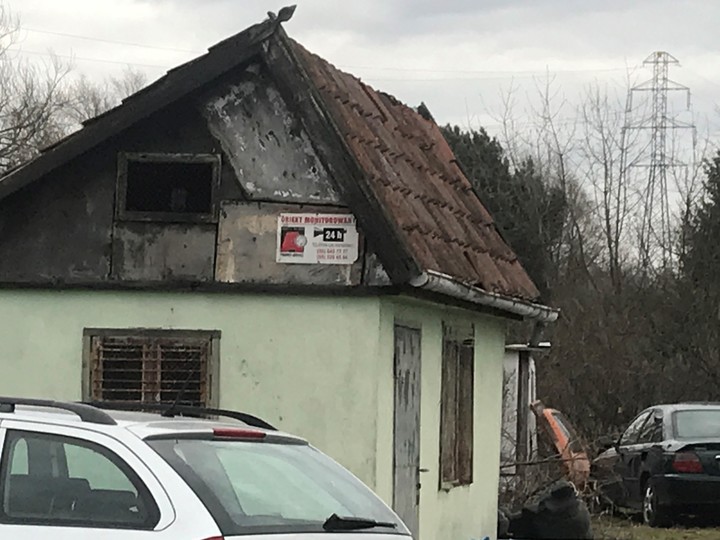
[276,213,359,265]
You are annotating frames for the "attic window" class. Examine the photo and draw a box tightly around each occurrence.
[117,153,220,222]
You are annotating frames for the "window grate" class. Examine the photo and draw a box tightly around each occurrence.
[89,334,212,407]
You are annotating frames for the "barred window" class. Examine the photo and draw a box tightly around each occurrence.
[439,322,474,489]
[83,330,220,407]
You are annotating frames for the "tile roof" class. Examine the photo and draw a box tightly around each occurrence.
[292,42,540,300]
[0,11,541,304]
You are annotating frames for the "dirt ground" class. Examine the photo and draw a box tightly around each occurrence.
[593,516,720,539]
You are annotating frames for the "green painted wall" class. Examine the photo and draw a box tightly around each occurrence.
[0,289,506,539]
[376,297,505,540]
[0,289,383,485]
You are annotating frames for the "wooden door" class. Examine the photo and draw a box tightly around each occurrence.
[393,324,421,537]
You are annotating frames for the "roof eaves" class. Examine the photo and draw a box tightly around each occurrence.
[411,269,558,322]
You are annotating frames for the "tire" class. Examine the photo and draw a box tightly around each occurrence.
[643,480,673,528]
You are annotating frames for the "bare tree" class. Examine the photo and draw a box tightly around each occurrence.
[65,66,147,125]
[0,3,72,172]
[479,70,717,444]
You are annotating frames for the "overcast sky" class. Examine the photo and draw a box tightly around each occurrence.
[6,0,720,141]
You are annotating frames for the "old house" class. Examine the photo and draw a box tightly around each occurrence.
[0,9,557,539]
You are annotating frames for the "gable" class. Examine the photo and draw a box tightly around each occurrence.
[0,12,552,320]
[0,66,386,288]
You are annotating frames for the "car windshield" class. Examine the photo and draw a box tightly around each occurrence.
[147,437,406,536]
[674,409,720,439]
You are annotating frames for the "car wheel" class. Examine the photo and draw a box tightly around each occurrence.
[643,481,672,528]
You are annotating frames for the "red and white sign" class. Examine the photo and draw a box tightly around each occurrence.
[276,213,359,265]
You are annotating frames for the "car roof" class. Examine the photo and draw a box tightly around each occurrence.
[643,402,720,414]
[0,404,305,443]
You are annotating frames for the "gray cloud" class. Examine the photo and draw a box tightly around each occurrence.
[7,0,720,139]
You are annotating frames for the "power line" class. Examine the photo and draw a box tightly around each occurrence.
[341,64,633,75]
[362,73,627,83]
[7,46,636,83]
[620,51,696,270]
[8,48,173,69]
[20,27,203,55]
[17,25,641,78]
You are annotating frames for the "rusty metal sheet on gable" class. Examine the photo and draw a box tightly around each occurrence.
[292,43,540,300]
[200,65,341,204]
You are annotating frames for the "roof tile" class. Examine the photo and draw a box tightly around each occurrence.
[293,42,540,300]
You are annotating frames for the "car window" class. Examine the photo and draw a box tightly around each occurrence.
[674,409,720,439]
[149,438,406,536]
[0,430,159,529]
[636,410,664,444]
[619,412,651,446]
[8,439,28,475]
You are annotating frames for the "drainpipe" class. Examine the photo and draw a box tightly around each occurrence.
[409,270,559,323]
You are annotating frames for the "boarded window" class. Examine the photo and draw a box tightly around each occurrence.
[439,323,474,489]
[117,153,220,222]
[84,330,219,407]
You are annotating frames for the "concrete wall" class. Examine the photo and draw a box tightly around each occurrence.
[376,297,506,540]
[0,289,383,485]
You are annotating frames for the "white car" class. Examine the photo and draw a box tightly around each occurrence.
[0,397,410,539]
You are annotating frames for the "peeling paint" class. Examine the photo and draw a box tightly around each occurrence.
[112,222,216,282]
[200,65,341,204]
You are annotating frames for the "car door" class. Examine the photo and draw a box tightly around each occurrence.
[615,411,652,508]
[634,408,665,482]
[0,421,219,539]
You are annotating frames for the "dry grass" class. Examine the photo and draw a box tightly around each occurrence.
[593,516,720,540]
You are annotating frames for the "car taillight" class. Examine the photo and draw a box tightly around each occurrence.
[213,427,266,439]
[672,451,703,473]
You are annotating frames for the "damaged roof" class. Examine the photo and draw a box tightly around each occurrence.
[292,43,539,300]
[0,8,551,315]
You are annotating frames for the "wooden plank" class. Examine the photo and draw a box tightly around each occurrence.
[111,222,217,282]
[439,326,458,487]
[516,350,531,475]
[458,342,475,485]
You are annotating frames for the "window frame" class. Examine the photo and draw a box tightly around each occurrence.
[116,152,222,224]
[439,322,474,491]
[81,328,221,408]
[0,429,161,530]
[636,409,664,444]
